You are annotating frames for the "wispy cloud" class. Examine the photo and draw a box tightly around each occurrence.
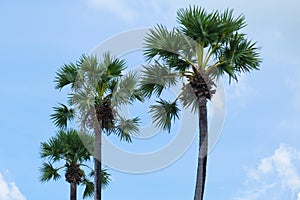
[85,0,204,23]
[235,144,300,200]
[225,74,257,110]
[87,0,137,22]
[234,183,276,200]
[0,173,26,200]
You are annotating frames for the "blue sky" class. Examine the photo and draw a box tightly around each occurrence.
[0,0,300,199]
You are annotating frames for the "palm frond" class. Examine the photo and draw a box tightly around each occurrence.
[111,71,143,106]
[144,25,195,70]
[78,55,107,90]
[79,55,98,74]
[218,9,246,39]
[102,52,126,78]
[230,34,261,72]
[41,129,92,164]
[57,129,92,163]
[144,25,181,60]
[165,54,191,72]
[54,62,78,90]
[149,99,180,132]
[113,116,140,142]
[72,89,96,112]
[87,169,111,188]
[179,83,199,113]
[101,169,111,187]
[140,63,178,98]
[106,79,118,95]
[177,6,220,46]
[40,138,63,161]
[39,162,61,182]
[50,103,74,129]
[214,33,261,81]
[81,179,94,198]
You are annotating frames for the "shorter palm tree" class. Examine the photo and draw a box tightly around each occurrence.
[39,129,110,200]
[53,53,143,200]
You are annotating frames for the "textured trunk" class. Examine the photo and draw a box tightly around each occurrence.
[194,96,208,200]
[94,122,102,200]
[70,182,77,200]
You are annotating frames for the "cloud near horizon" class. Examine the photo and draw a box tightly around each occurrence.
[0,173,26,200]
[235,144,300,200]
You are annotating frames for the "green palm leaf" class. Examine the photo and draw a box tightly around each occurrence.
[39,162,61,182]
[40,129,92,163]
[144,25,186,60]
[55,62,78,90]
[177,6,220,46]
[81,179,94,198]
[113,116,140,142]
[79,55,107,90]
[111,71,143,106]
[144,25,195,71]
[87,169,111,188]
[214,33,261,81]
[218,9,246,40]
[104,53,126,78]
[140,63,178,98]
[40,137,63,162]
[50,103,74,130]
[71,89,96,119]
[101,169,111,187]
[179,83,199,113]
[149,99,180,132]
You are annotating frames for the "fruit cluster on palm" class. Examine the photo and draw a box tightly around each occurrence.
[140,6,261,200]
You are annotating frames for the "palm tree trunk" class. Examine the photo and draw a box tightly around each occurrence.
[194,96,208,200]
[94,125,102,200]
[70,182,77,200]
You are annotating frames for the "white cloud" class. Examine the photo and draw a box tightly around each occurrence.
[234,183,276,200]
[85,0,300,27]
[85,0,221,23]
[235,144,300,200]
[0,173,26,200]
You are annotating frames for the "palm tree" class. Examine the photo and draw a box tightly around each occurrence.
[39,129,110,200]
[53,53,142,200]
[140,6,261,200]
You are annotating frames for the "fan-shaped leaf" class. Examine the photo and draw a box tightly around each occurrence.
[149,99,180,132]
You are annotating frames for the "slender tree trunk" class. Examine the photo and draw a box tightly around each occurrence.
[194,96,208,200]
[70,182,77,200]
[94,122,102,200]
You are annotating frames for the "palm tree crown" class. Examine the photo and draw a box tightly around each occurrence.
[39,129,110,199]
[53,53,141,140]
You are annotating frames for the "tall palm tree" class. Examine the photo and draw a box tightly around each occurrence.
[39,129,110,200]
[53,53,142,200]
[140,6,261,200]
